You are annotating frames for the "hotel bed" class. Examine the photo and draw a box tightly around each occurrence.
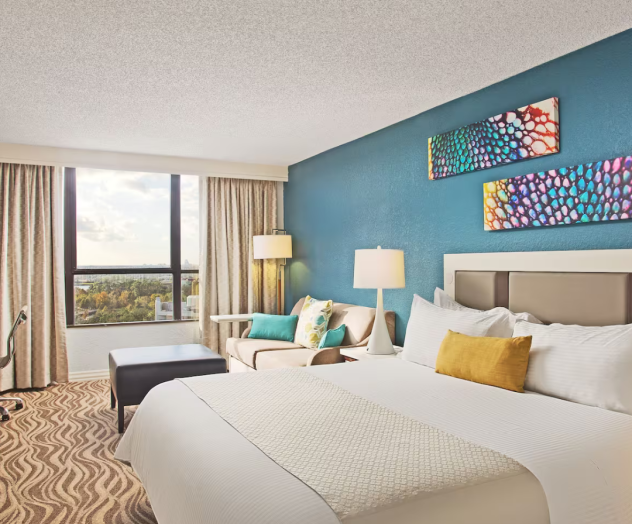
[116,249,632,524]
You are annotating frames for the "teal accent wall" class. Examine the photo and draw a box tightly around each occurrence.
[284,30,632,344]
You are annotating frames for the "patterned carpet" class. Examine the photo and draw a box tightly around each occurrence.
[0,380,156,524]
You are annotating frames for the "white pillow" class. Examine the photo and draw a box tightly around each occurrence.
[434,287,542,328]
[402,294,514,368]
[514,321,632,415]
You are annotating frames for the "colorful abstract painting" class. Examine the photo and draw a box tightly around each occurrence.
[484,155,632,231]
[428,97,559,180]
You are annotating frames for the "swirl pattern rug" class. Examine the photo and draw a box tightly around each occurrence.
[0,380,156,524]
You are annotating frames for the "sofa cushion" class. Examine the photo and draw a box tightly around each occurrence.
[291,298,375,345]
[290,297,395,346]
[255,348,316,370]
[226,337,302,368]
[328,303,376,345]
[290,298,306,316]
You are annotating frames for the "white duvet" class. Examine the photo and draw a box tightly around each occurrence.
[116,359,632,524]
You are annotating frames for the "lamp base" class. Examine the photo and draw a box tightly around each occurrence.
[366,289,395,355]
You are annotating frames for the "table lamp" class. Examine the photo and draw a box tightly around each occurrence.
[253,230,292,315]
[354,246,405,355]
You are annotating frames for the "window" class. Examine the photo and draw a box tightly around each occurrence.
[64,168,200,325]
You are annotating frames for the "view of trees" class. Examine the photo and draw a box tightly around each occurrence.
[181,277,196,302]
[75,277,172,324]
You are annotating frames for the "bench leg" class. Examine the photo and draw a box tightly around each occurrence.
[110,387,116,409]
[118,404,125,433]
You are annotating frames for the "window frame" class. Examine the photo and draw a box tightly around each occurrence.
[64,167,199,327]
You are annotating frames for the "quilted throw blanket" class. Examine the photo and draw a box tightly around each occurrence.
[180,369,524,521]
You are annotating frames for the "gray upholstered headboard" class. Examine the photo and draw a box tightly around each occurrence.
[445,250,632,326]
[455,271,630,325]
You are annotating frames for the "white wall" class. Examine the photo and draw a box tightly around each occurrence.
[0,143,288,181]
[67,321,200,378]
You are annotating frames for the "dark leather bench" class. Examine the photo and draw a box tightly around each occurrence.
[109,344,226,432]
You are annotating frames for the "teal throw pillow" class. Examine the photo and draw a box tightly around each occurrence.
[248,313,299,342]
[318,324,346,349]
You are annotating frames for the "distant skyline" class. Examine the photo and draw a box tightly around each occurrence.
[75,260,197,269]
[76,169,199,267]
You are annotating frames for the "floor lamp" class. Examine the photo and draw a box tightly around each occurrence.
[1,306,28,422]
[354,247,405,355]
[253,231,293,315]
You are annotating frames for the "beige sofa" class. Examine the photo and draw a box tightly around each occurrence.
[227,297,396,372]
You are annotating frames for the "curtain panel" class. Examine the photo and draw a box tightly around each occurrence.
[199,177,278,358]
[0,163,68,391]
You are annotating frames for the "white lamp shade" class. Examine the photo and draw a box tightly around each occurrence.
[354,247,405,289]
[253,235,292,259]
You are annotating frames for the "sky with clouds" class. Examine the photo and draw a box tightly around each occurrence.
[76,169,199,267]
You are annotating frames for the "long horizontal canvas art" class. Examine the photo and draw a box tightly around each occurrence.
[428,97,559,180]
[484,155,632,230]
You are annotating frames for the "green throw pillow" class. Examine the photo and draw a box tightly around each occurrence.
[318,324,346,349]
[248,313,299,342]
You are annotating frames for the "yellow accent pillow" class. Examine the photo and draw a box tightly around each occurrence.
[435,330,532,393]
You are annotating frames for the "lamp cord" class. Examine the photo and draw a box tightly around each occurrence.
[2,311,27,370]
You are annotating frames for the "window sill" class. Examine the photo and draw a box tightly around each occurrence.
[67,319,199,328]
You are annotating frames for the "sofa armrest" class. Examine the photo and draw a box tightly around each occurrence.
[241,327,252,338]
[307,347,344,366]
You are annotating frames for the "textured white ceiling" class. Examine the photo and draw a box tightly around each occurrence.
[1,1,631,167]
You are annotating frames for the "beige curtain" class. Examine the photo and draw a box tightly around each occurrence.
[199,177,278,358]
[0,163,68,391]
